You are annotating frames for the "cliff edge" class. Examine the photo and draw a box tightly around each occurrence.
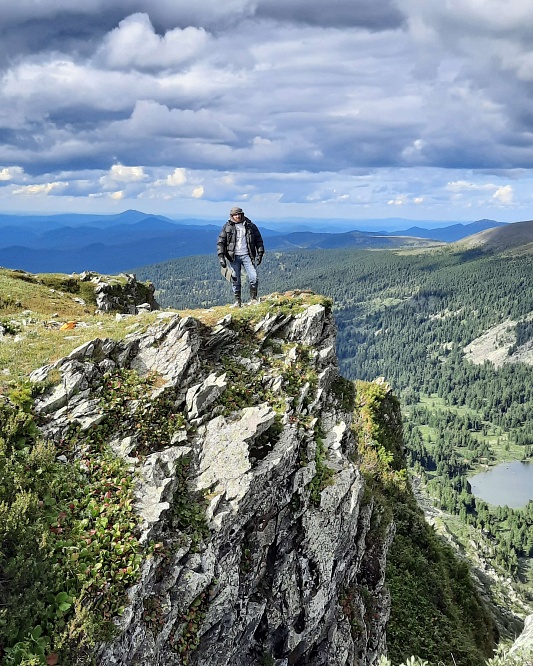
[0,291,497,666]
[4,293,388,666]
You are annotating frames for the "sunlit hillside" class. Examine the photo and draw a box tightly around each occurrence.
[456,219,533,254]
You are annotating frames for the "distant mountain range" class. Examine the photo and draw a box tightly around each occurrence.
[0,210,512,274]
[263,219,508,251]
[382,219,508,242]
[456,218,533,254]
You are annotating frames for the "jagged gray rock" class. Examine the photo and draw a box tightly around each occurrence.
[186,373,227,420]
[509,614,533,659]
[136,446,192,543]
[131,315,199,385]
[30,297,394,666]
[92,273,159,314]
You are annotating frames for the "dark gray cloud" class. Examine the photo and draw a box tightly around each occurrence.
[0,1,403,73]
[0,16,102,64]
[255,0,405,30]
[0,1,253,65]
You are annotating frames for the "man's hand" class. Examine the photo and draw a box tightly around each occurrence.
[219,257,226,268]
[256,255,263,266]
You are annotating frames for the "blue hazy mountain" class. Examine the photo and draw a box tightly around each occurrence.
[0,229,221,273]
[0,209,167,230]
[382,219,507,242]
[254,216,505,233]
[0,210,507,274]
[263,230,431,251]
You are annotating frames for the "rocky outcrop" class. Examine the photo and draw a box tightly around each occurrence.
[31,295,394,666]
[509,614,533,660]
[79,271,159,314]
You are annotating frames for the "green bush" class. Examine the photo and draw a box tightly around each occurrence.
[0,394,143,665]
[0,319,22,336]
[171,456,209,551]
[0,297,19,311]
[309,431,335,506]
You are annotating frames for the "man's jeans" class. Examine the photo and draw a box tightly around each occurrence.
[229,254,257,296]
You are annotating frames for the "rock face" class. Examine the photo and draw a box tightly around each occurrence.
[510,614,533,660]
[79,271,159,314]
[32,296,394,666]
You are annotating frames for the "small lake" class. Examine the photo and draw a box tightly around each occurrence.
[468,461,533,509]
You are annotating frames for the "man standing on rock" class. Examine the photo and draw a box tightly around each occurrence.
[217,206,265,308]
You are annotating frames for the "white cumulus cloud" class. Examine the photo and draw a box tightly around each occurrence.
[492,185,513,204]
[98,14,210,70]
[160,168,187,186]
[100,165,147,189]
[13,181,66,195]
[109,165,146,181]
[0,166,25,181]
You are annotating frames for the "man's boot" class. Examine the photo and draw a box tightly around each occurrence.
[231,292,242,308]
[249,285,258,304]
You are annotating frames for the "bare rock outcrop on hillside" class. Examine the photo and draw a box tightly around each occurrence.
[510,615,533,660]
[30,297,394,666]
[79,270,159,314]
[463,313,533,368]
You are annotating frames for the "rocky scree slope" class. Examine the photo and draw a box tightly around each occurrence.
[24,293,396,666]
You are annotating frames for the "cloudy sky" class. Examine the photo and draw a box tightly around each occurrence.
[1,0,533,223]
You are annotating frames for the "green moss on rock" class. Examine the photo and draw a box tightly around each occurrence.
[352,380,496,666]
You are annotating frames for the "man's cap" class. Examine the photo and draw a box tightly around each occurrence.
[230,206,244,215]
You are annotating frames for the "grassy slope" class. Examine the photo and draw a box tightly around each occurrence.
[0,269,162,392]
[456,219,533,254]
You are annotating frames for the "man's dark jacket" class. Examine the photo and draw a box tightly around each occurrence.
[217,217,265,262]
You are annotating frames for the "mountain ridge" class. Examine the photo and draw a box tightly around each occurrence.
[0,210,510,274]
[454,218,533,254]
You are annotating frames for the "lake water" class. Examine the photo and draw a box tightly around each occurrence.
[468,461,533,509]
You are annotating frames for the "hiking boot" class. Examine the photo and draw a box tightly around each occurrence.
[249,286,259,305]
[231,294,242,308]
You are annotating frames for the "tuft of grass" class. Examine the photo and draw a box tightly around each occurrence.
[0,313,161,395]
[177,291,330,328]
